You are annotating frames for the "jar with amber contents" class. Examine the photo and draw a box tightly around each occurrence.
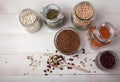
[88,22,117,49]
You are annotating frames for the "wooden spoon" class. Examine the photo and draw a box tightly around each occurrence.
[49,55,91,73]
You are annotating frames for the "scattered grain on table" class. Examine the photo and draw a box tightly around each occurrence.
[60,74,63,76]
[55,50,58,53]
[90,64,92,67]
[73,73,76,75]
[73,55,79,58]
[93,71,96,73]
[84,58,87,62]
[45,74,48,76]
[27,55,41,68]
[69,58,74,61]
[5,61,8,63]
[89,59,91,61]
[80,61,85,67]
[82,49,85,54]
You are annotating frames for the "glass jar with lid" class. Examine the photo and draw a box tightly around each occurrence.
[41,4,64,29]
[19,8,41,33]
[71,1,95,30]
[88,22,117,49]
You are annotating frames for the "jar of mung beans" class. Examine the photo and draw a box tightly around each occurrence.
[71,1,95,30]
[41,4,64,29]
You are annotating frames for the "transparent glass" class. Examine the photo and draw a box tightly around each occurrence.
[54,27,83,55]
[88,22,118,49]
[19,8,41,33]
[94,22,117,42]
[41,4,64,29]
[71,1,95,30]
[95,50,119,71]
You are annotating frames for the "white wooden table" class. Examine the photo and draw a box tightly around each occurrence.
[0,0,120,82]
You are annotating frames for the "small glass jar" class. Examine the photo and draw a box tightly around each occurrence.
[19,8,41,33]
[41,4,64,29]
[71,1,95,30]
[54,27,83,55]
[95,50,119,71]
[88,22,117,49]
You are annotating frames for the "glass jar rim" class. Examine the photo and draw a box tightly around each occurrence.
[74,1,95,21]
[54,27,83,55]
[19,8,37,27]
[96,50,119,70]
[94,22,115,42]
[43,4,63,22]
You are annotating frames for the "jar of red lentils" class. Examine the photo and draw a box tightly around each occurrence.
[88,22,117,49]
[71,1,95,30]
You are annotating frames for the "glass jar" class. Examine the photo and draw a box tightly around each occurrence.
[71,1,95,30]
[54,27,83,55]
[19,8,41,33]
[95,50,119,71]
[88,22,117,49]
[41,4,64,29]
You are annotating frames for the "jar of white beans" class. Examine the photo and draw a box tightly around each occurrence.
[19,8,41,33]
[71,1,95,30]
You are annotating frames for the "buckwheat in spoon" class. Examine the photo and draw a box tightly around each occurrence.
[48,55,91,73]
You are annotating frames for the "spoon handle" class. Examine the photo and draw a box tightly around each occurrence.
[63,62,91,73]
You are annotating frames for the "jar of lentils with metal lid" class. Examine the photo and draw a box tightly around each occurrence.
[71,1,95,30]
